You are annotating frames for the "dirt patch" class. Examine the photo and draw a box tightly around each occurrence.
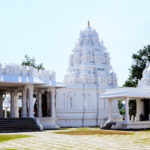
[55,129,134,135]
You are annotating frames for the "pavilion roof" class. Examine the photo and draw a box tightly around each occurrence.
[0,74,44,85]
[0,64,56,86]
[101,87,150,99]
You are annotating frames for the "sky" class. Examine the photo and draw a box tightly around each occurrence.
[0,0,150,86]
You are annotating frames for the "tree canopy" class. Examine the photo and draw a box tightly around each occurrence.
[123,45,150,87]
[122,45,150,116]
[22,55,45,70]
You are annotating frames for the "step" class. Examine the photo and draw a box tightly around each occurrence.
[0,118,42,132]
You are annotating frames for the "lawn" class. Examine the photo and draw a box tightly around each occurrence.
[0,134,31,143]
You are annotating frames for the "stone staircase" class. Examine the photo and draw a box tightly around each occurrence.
[0,118,43,132]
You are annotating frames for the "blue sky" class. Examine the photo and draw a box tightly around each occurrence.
[0,0,150,86]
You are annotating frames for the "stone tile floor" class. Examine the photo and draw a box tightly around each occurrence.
[0,129,150,150]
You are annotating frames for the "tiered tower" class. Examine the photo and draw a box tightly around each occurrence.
[138,63,150,87]
[64,21,117,89]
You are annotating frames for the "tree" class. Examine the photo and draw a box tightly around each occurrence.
[22,55,45,70]
[124,45,150,87]
[118,100,125,115]
[123,45,150,116]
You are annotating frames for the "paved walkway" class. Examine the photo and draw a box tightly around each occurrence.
[0,130,150,150]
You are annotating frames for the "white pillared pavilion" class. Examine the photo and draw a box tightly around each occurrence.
[0,64,63,129]
[101,64,150,129]
[0,22,121,129]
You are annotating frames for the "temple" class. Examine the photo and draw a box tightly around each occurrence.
[0,22,121,130]
[56,22,120,127]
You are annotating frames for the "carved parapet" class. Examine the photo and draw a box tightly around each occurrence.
[0,63,57,85]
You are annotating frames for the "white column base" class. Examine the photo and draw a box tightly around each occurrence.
[38,117,59,129]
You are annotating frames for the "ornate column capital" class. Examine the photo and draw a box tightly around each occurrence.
[46,88,50,92]
[23,86,28,92]
[27,84,34,90]
[10,88,19,95]
[51,88,56,96]
[40,90,45,94]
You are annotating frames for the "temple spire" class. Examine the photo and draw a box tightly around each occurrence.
[88,20,90,27]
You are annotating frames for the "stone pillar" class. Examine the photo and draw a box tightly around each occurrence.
[108,99,113,121]
[0,93,3,118]
[28,85,34,118]
[51,89,56,118]
[135,99,141,121]
[141,100,144,116]
[11,91,19,118]
[38,92,42,118]
[125,98,130,123]
[136,99,140,114]
[4,107,7,118]
[46,91,51,116]
[22,87,27,118]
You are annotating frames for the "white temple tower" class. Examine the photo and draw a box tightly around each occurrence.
[64,21,117,89]
[56,22,120,127]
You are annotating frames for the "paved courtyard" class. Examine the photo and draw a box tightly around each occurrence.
[0,129,150,150]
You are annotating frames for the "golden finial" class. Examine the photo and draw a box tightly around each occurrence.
[88,20,90,27]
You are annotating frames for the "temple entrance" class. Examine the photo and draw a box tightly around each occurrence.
[42,92,47,117]
[41,91,51,117]
[33,90,52,118]
[143,99,150,120]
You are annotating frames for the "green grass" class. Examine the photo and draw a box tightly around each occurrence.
[0,134,31,143]
[136,137,150,144]
[4,149,17,150]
